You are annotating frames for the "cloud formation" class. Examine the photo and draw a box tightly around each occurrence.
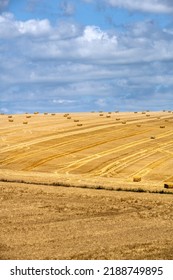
[106,0,173,13]
[83,0,173,14]
[0,11,173,113]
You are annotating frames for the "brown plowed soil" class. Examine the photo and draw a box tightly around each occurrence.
[1,181,173,260]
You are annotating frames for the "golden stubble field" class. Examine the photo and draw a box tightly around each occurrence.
[0,111,173,259]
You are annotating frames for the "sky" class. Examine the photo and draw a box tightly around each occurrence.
[0,0,173,113]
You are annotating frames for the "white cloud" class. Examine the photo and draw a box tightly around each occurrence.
[52,99,75,104]
[17,18,51,36]
[104,0,173,13]
[0,13,52,37]
[83,0,173,14]
[81,25,116,42]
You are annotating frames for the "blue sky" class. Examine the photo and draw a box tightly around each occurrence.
[0,0,173,113]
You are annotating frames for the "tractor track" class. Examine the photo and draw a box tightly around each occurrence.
[1,112,173,179]
[95,140,173,177]
[58,130,173,174]
[22,128,153,171]
[0,123,153,167]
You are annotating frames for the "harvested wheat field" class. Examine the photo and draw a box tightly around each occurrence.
[0,111,173,259]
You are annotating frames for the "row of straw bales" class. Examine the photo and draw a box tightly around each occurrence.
[2,110,173,117]
[63,113,83,126]
[99,112,121,117]
[133,178,173,189]
[8,118,28,124]
[26,112,56,115]
[6,114,29,124]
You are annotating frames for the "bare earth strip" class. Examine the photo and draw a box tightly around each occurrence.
[0,111,173,259]
[0,181,173,260]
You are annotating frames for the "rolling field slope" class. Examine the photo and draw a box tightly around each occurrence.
[0,111,173,190]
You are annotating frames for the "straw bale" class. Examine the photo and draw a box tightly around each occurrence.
[164,182,173,189]
[133,176,141,182]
